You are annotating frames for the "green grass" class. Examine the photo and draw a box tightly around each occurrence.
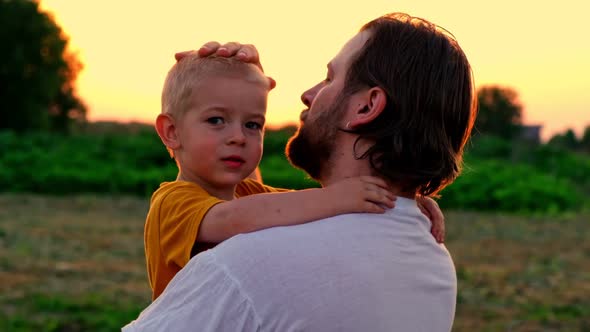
[0,194,588,331]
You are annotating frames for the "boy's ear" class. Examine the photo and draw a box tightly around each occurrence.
[155,113,181,150]
[347,87,387,129]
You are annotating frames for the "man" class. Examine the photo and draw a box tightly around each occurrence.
[123,12,476,332]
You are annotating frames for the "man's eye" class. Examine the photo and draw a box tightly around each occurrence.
[206,117,224,125]
[245,122,262,130]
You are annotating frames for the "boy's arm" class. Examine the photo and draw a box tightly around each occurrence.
[197,176,395,244]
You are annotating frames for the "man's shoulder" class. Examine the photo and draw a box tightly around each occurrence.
[207,210,398,278]
[200,202,457,332]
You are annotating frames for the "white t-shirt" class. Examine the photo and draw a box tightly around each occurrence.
[123,197,457,332]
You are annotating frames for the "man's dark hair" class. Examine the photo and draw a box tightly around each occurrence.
[343,13,477,196]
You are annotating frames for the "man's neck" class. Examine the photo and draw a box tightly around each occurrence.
[319,138,416,199]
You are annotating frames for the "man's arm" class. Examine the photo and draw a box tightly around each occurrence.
[197,176,395,243]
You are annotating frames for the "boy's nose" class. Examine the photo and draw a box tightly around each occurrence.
[227,125,246,145]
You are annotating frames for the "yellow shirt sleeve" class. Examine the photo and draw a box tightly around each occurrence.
[235,178,292,196]
[144,181,223,300]
[145,179,291,300]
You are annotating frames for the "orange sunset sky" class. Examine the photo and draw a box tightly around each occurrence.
[41,0,589,140]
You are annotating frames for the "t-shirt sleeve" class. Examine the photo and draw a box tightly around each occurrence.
[158,184,223,269]
[122,252,261,332]
[235,178,292,197]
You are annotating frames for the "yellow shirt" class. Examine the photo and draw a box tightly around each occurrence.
[144,178,283,300]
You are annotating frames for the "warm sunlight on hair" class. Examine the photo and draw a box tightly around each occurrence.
[162,53,270,118]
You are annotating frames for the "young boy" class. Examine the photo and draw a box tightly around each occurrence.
[147,53,441,300]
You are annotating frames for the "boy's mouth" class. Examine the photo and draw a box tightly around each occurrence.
[221,156,245,168]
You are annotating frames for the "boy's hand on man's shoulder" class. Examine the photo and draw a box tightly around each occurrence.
[325,176,396,214]
[416,196,445,243]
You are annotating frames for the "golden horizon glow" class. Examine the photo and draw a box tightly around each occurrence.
[41,0,590,140]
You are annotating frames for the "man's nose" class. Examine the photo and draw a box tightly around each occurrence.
[300,82,322,107]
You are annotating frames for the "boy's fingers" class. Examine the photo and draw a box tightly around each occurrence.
[198,42,267,74]
[198,41,221,57]
[430,204,444,225]
[365,183,388,195]
[363,184,395,200]
[418,203,433,220]
[267,76,277,90]
[237,44,264,71]
[364,202,386,214]
[365,191,395,209]
[360,175,388,187]
[232,44,258,60]
[174,51,191,62]
[432,223,445,243]
[216,41,241,56]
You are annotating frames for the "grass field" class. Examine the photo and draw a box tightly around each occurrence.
[0,194,588,331]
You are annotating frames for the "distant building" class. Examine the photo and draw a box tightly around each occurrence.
[519,125,543,144]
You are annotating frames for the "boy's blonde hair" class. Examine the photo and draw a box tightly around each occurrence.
[161,53,270,118]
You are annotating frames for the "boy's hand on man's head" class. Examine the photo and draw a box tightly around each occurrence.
[175,41,276,89]
[416,196,445,243]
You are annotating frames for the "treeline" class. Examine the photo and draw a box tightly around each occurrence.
[0,124,588,214]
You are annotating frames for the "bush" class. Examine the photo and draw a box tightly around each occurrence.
[0,130,176,196]
[1,128,588,213]
[259,154,319,190]
[439,160,584,213]
[466,135,513,160]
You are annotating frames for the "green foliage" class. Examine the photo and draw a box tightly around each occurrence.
[548,126,590,154]
[0,0,86,133]
[1,293,144,332]
[439,160,584,213]
[260,154,319,190]
[548,129,580,150]
[465,135,513,159]
[582,126,590,153]
[0,130,176,196]
[0,128,316,196]
[474,85,523,139]
[1,126,589,213]
[521,144,590,189]
[263,125,297,156]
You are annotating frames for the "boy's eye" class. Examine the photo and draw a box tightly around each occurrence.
[245,121,263,130]
[206,117,224,125]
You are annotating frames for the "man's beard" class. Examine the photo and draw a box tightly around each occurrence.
[286,95,347,181]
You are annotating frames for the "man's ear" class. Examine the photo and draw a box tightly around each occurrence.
[155,113,181,150]
[348,87,387,129]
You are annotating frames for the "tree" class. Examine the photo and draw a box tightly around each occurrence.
[474,85,523,139]
[581,125,590,153]
[548,129,580,151]
[0,0,86,133]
